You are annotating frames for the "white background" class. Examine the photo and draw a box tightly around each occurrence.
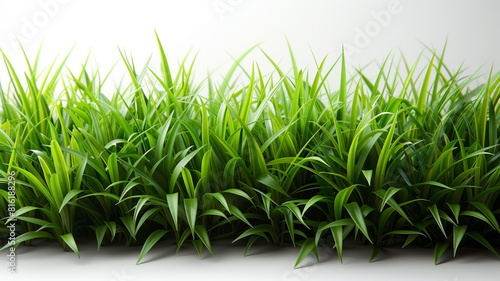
[1,1,500,280]
[1,0,500,89]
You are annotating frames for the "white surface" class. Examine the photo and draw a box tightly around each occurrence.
[2,239,499,281]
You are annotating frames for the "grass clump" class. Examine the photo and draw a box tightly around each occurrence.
[1,37,500,267]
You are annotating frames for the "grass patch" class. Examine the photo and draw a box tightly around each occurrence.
[1,38,500,267]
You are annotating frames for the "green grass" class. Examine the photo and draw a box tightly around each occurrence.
[1,37,500,267]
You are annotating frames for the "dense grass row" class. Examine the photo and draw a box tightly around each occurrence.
[1,37,500,267]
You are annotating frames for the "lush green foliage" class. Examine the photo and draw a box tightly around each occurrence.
[1,38,500,266]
